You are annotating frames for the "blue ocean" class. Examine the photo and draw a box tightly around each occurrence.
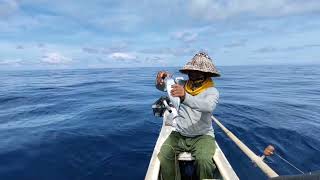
[0,65,319,180]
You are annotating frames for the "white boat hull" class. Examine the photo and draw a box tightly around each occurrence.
[145,109,239,180]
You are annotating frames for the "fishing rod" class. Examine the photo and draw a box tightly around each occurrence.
[211,116,279,178]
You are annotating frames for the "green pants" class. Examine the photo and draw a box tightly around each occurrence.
[158,131,216,180]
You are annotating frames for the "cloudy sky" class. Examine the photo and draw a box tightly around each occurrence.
[1,0,320,70]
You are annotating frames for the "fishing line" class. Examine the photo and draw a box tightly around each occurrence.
[275,153,305,174]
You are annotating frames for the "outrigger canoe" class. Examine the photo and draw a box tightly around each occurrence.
[146,97,239,180]
[146,95,320,180]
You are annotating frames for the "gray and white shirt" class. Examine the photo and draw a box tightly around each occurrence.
[156,79,219,137]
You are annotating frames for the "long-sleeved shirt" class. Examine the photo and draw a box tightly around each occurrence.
[156,79,219,137]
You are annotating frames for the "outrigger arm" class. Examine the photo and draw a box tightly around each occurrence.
[211,116,279,178]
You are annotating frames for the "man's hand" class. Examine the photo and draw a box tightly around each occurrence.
[156,71,169,86]
[171,84,185,101]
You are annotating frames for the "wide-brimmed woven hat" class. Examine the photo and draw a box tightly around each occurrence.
[179,52,220,77]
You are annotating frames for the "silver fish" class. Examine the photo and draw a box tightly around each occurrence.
[165,77,180,109]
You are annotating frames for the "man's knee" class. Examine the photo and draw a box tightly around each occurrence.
[195,155,214,168]
[195,156,216,179]
[158,144,176,161]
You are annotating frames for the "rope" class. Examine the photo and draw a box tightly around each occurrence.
[274,153,305,174]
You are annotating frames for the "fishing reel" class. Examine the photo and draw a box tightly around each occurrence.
[151,96,172,117]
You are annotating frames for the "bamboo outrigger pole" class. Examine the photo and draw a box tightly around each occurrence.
[211,116,279,178]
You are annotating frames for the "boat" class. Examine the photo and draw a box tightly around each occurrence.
[145,93,320,180]
[145,97,239,180]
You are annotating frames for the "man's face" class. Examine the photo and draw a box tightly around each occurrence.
[188,71,205,81]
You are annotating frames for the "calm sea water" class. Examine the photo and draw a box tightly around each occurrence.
[0,65,319,180]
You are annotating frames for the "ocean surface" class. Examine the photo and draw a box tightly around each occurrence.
[0,65,320,180]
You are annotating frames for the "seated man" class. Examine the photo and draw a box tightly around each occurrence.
[155,52,220,180]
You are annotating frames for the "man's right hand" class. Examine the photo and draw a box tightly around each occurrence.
[156,71,170,86]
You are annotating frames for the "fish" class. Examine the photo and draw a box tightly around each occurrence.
[164,77,180,109]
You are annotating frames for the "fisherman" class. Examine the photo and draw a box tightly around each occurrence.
[155,52,220,180]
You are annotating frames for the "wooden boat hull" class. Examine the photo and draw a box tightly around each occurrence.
[145,109,239,180]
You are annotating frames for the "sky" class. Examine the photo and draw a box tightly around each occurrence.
[1,0,320,70]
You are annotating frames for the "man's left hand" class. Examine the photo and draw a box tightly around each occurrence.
[171,84,185,101]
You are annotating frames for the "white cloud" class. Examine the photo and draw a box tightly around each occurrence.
[0,14,41,33]
[144,56,168,66]
[95,14,143,32]
[189,0,320,20]
[0,0,18,17]
[82,47,100,54]
[172,31,198,43]
[108,52,137,61]
[254,43,320,53]
[41,52,72,64]
[0,1,318,69]
[224,39,248,48]
[102,42,130,54]
[0,59,22,66]
[140,47,197,57]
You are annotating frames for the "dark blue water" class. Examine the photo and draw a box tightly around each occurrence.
[0,65,319,180]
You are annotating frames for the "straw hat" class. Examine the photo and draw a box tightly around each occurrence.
[179,52,220,77]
